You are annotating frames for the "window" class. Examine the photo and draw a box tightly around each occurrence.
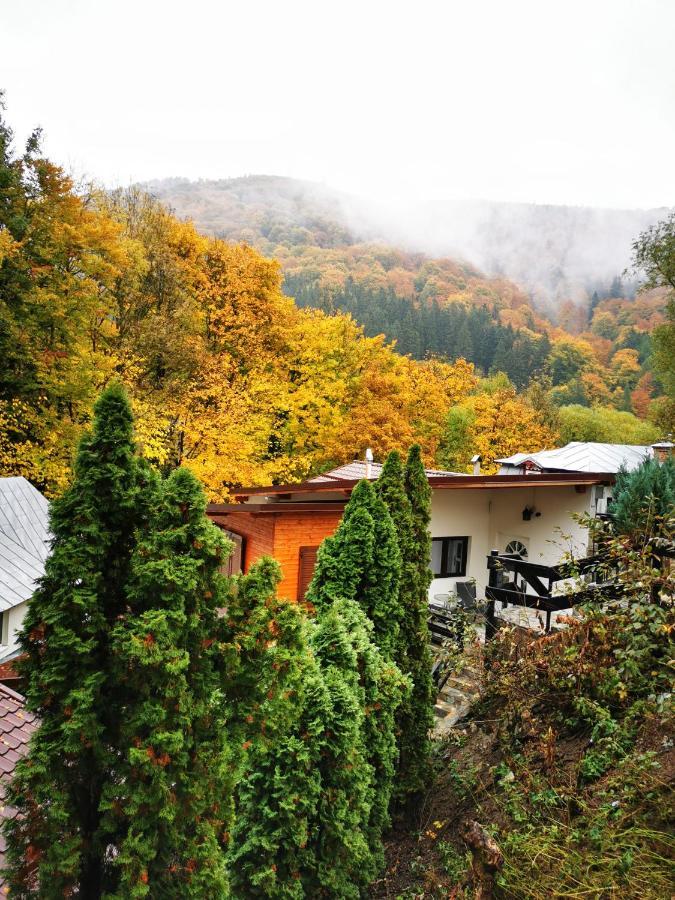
[297,546,319,600]
[430,537,469,577]
[505,539,528,559]
[220,530,245,576]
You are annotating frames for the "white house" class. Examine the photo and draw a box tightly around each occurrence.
[206,441,666,604]
[0,478,50,663]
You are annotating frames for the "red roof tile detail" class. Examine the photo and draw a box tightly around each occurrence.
[0,683,37,882]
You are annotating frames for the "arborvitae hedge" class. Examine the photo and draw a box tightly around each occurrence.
[307,479,402,658]
[397,445,435,804]
[105,466,235,897]
[227,560,322,899]
[306,480,408,889]
[231,477,408,897]
[230,595,408,899]
[4,387,310,897]
[5,385,157,896]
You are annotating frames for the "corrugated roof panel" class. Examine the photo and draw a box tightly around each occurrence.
[0,478,49,561]
[496,442,653,474]
[0,478,50,611]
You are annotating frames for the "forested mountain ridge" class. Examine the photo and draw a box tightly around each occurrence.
[144,175,670,417]
[143,175,670,308]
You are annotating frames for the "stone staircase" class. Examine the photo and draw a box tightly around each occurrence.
[433,660,481,737]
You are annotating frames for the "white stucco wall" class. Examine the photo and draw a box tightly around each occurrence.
[429,485,595,601]
[0,600,27,660]
[488,485,592,566]
[429,489,492,600]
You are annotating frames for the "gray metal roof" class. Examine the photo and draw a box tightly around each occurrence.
[309,460,462,483]
[0,478,50,612]
[496,442,653,474]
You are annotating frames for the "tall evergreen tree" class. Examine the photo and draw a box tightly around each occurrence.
[293,478,408,893]
[103,467,236,897]
[612,456,674,539]
[227,560,324,899]
[397,445,435,805]
[307,598,407,896]
[306,479,402,658]
[375,451,416,669]
[305,601,376,897]
[229,595,386,899]
[4,384,156,896]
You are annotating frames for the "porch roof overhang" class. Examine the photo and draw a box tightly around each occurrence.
[210,472,613,514]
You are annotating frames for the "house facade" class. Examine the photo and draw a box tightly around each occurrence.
[207,456,617,602]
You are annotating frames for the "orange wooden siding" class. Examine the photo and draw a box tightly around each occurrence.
[209,509,342,600]
[273,512,343,599]
[209,511,275,570]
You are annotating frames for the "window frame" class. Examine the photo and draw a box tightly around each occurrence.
[220,529,245,576]
[430,536,469,578]
[504,539,528,559]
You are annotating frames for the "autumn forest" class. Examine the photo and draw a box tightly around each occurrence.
[0,105,671,504]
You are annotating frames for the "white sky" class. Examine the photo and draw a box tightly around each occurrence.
[3,0,674,208]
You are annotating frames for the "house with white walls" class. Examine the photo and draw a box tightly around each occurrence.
[0,478,50,665]
[206,441,668,604]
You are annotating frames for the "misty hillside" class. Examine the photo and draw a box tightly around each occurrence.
[142,175,669,311]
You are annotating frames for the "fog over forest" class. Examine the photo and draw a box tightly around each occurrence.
[145,175,670,312]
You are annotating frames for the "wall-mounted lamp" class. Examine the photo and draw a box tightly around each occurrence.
[522,505,541,521]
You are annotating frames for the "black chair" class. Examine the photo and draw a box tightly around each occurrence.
[455,580,477,610]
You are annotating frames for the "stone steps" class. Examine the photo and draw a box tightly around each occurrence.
[432,657,481,736]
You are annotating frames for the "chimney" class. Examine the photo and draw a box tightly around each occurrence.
[652,438,674,464]
[365,448,374,479]
[471,454,482,476]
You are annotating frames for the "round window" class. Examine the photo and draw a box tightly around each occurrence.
[505,539,528,559]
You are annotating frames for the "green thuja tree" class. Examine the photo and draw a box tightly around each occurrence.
[227,620,328,898]
[104,467,236,897]
[4,384,156,897]
[350,481,402,657]
[304,505,375,611]
[303,478,408,892]
[395,444,435,804]
[230,594,375,900]
[306,599,377,898]
[330,598,409,878]
[611,456,674,540]
[307,479,402,658]
[375,451,416,669]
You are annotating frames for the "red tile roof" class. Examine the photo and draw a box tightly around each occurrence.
[0,683,37,886]
[0,656,24,685]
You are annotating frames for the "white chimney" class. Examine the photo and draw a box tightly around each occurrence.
[471,454,482,476]
[365,448,374,479]
[652,438,674,464]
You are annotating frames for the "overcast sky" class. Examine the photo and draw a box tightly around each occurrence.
[3,0,674,209]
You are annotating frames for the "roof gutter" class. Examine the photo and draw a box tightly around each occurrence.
[229,471,614,499]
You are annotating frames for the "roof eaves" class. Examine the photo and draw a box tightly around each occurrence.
[230,471,613,498]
